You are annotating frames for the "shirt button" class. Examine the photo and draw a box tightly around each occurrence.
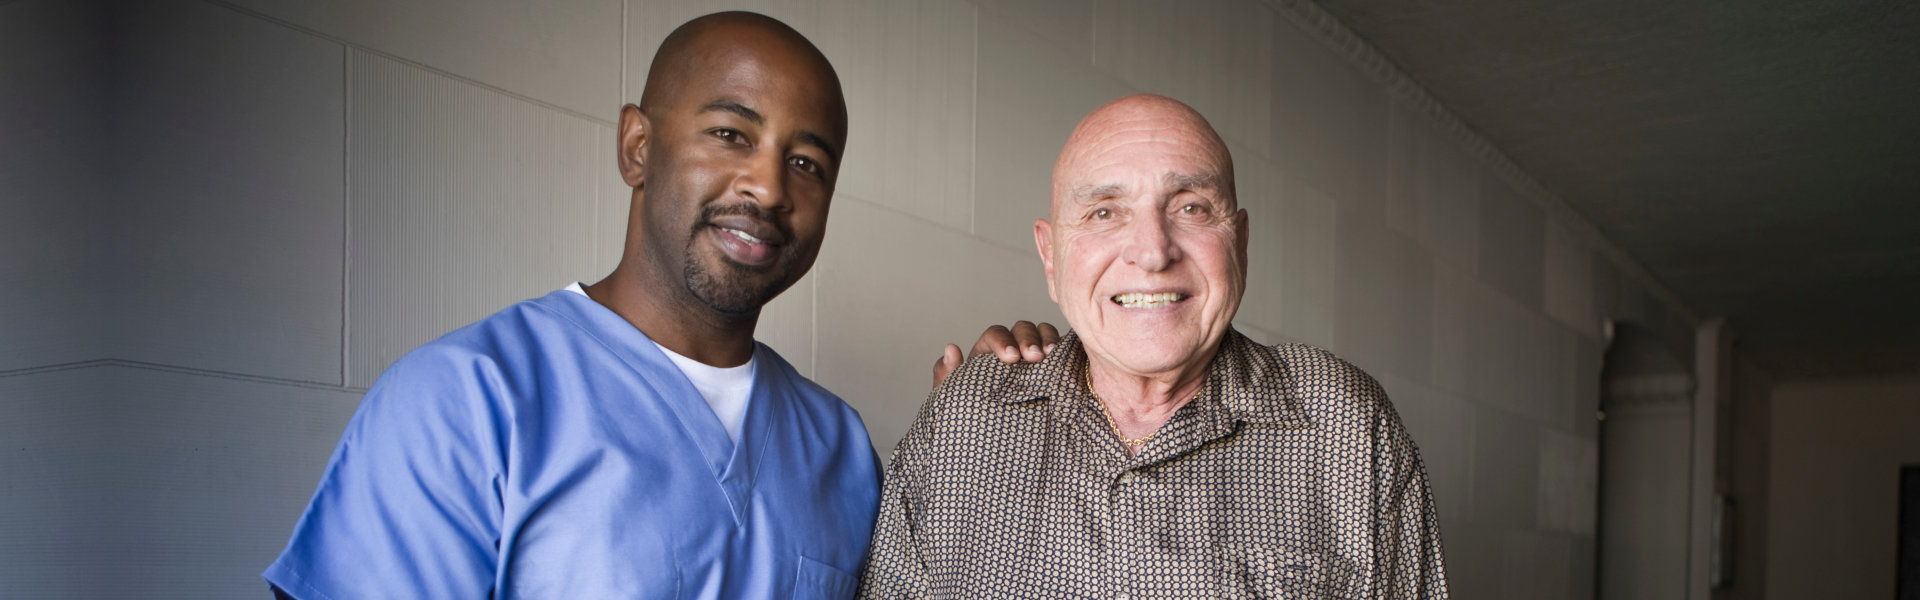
[1115,593,1130,600]
[1117,472,1138,485]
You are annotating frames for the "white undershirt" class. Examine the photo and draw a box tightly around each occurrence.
[564,283,754,444]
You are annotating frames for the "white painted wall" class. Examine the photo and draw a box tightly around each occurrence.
[2,0,1703,597]
[1766,376,1920,600]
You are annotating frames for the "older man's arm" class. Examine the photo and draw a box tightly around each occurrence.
[856,395,941,599]
[1369,401,1451,599]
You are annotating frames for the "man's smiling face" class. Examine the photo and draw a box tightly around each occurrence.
[1035,95,1247,378]
[637,32,846,316]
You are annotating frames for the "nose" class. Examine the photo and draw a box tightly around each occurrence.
[1121,212,1182,271]
[733,150,790,212]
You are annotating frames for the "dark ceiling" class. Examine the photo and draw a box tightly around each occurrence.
[1310,0,1920,378]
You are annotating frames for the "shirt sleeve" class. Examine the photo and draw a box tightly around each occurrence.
[263,349,508,600]
[856,394,940,599]
[1368,398,1451,599]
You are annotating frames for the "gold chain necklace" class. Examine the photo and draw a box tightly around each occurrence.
[1082,360,1204,449]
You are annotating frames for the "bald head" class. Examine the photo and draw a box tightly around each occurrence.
[1051,94,1235,218]
[639,12,846,137]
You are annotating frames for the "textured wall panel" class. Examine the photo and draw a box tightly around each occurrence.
[756,273,815,377]
[1503,530,1574,599]
[969,0,1091,61]
[1429,259,1473,395]
[814,198,1060,453]
[108,366,361,598]
[1334,208,1433,383]
[349,51,605,386]
[225,0,620,118]
[592,124,629,280]
[1469,278,1537,418]
[1376,373,1475,522]
[816,0,976,232]
[1093,0,1272,159]
[1437,516,1499,599]
[1278,178,1336,348]
[1235,150,1286,334]
[1536,427,1598,536]
[114,0,345,383]
[0,368,116,598]
[1270,14,1389,225]
[0,0,108,372]
[1471,406,1541,529]
[1477,168,1547,311]
[1388,100,1482,274]
[974,9,1133,253]
[1545,219,1598,336]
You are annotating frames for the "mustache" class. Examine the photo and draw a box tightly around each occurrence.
[695,201,791,240]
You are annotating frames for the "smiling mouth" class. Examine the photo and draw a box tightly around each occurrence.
[718,226,768,246]
[1111,292,1187,309]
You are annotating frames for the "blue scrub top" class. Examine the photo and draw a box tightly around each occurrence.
[264,290,882,599]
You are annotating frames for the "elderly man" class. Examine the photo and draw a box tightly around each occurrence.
[858,95,1449,598]
[265,13,877,598]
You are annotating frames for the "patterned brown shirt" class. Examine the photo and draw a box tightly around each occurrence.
[857,330,1448,599]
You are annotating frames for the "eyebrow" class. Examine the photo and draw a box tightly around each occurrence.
[1166,171,1219,191]
[699,100,764,124]
[698,100,842,164]
[1071,183,1126,202]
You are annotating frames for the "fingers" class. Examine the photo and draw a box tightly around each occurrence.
[931,343,964,389]
[1009,321,1048,362]
[1036,322,1060,355]
[969,325,1022,363]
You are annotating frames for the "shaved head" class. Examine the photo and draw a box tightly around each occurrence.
[639,11,846,141]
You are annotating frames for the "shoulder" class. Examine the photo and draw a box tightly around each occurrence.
[1262,342,1393,419]
[754,344,873,436]
[927,352,1046,414]
[356,297,573,425]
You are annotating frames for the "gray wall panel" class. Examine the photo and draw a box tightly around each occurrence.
[348,50,605,387]
[1477,168,1548,311]
[223,0,621,118]
[113,0,346,383]
[0,368,117,599]
[814,198,1060,453]
[0,0,108,372]
[106,367,362,599]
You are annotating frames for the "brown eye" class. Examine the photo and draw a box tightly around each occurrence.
[1181,204,1207,216]
[789,155,823,176]
[710,128,745,144]
[1092,208,1113,220]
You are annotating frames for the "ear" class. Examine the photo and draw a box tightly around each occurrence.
[1233,208,1250,278]
[1034,218,1059,303]
[617,104,650,188]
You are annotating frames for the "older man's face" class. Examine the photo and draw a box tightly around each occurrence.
[1035,99,1248,377]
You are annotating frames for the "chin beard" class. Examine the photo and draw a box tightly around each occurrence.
[678,200,798,316]
[684,252,785,315]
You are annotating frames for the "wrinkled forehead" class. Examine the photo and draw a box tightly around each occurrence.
[1051,107,1234,211]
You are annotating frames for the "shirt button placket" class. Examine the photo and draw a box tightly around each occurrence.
[1112,470,1138,600]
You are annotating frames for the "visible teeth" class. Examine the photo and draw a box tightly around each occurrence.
[1112,292,1184,308]
[721,227,763,245]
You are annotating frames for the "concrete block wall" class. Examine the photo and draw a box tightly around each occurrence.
[1,0,1701,597]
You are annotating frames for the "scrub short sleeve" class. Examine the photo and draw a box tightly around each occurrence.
[264,351,508,599]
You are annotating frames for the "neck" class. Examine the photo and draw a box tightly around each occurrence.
[1083,346,1215,439]
[585,260,759,368]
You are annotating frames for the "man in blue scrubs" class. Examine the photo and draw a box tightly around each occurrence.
[266,12,880,598]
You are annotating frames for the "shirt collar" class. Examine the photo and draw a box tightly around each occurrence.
[997,329,1311,429]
